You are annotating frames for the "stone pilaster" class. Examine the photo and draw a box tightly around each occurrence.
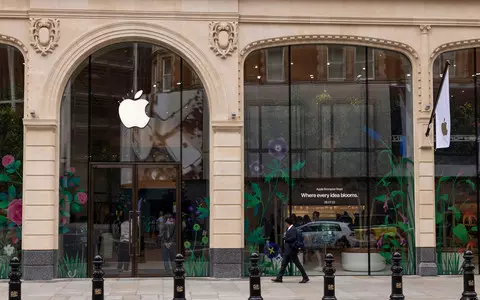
[22,119,58,280]
[210,121,243,278]
[415,24,437,276]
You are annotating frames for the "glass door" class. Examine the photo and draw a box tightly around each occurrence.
[136,164,180,277]
[89,165,136,277]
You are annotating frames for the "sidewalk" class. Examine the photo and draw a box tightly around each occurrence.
[0,275,476,300]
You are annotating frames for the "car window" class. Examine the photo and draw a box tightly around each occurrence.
[320,223,341,231]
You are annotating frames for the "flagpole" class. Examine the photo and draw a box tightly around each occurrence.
[425,60,451,137]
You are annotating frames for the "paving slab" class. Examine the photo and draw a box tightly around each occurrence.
[0,275,478,299]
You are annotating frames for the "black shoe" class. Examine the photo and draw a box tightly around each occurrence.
[271,278,283,283]
[299,278,309,283]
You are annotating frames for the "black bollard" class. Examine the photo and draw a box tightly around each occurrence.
[92,255,105,300]
[460,250,478,300]
[248,253,263,300]
[8,257,21,300]
[390,252,405,300]
[323,253,336,300]
[173,254,186,300]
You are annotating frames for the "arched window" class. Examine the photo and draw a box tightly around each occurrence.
[59,42,209,278]
[0,44,25,278]
[244,44,415,276]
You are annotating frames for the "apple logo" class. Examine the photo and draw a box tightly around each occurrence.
[118,90,150,129]
[441,118,448,136]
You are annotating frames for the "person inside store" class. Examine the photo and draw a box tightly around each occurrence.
[271,217,309,283]
[117,213,131,272]
[158,213,176,273]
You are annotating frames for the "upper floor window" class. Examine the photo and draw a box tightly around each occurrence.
[434,51,456,78]
[327,46,346,80]
[162,57,172,92]
[266,48,285,82]
[355,48,375,80]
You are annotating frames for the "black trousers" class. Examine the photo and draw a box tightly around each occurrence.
[277,253,308,279]
[117,242,130,271]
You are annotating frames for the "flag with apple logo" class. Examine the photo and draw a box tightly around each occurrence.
[435,67,450,149]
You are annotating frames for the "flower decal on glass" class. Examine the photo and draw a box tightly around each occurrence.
[264,241,279,259]
[249,161,264,177]
[184,241,191,249]
[193,224,201,232]
[1,155,14,168]
[268,137,288,160]
[201,236,209,245]
[7,199,22,226]
[77,192,88,205]
[3,244,15,256]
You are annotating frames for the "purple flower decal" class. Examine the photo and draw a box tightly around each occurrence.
[249,161,264,176]
[397,232,407,246]
[383,198,389,212]
[264,241,279,259]
[399,212,408,224]
[268,137,289,160]
[377,233,384,249]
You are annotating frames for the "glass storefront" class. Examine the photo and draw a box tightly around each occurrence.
[244,45,415,275]
[433,49,480,274]
[0,44,24,279]
[58,42,209,278]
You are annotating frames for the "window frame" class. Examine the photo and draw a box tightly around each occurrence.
[327,46,347,81]
[354,48,375,80]
[162,56,173,92]
[265,48,285,83]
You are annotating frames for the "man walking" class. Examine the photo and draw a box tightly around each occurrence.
[272,217,309,283]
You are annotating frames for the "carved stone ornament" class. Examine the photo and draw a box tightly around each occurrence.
[30,18,60,56]
[209,21,238,59]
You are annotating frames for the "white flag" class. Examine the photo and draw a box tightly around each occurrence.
[435,68,450,149]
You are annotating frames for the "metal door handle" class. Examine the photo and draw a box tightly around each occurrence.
[136,211,141,257]
[128,211,134,257]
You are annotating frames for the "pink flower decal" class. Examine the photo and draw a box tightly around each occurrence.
[377,233,384,249]
[11,237,18,244]
[61,217,67,225]
[69,167,76,174]
[398,212,408,224]
[383,196,389,212]
[7,199,22,225]
[2,155,14,168]
[77,192,88,205]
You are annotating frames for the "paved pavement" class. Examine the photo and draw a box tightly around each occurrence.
[0,275,476,300]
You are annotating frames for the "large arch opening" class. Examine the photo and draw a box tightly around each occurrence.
[0,43,24,278]
[58,42,210,278]
[243,44,415,276]
[433,48,480,275]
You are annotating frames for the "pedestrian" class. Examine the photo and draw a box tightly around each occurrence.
[271,217,309,283]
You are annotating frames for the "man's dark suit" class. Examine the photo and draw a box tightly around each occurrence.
[276,225,308,279]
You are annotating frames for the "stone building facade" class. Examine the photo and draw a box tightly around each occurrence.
[0,0,478,280]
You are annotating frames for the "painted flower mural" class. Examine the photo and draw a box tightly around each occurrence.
[267,137,289,161]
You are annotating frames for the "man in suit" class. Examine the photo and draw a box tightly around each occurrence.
[272,217,309,283]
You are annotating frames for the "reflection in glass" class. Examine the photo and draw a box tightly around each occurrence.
[244,44,415,276]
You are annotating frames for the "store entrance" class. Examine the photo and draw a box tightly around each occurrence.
[88,163,180,277]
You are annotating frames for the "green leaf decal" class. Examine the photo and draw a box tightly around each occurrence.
[0,201,8,209]
[246,227,265,245]
[375,195,387,202]
[71,202,82,213]
[0,174,10,182]
[448,206,461,222]
[435,212,444,224]
[245,193,261,208]
[6,168,15,174]
[452,224,468,244]
[0,215,7,224]
[465,179,475,190]
[14,160,20,170]
[390,190,406,199]
[471,226,478,232]
[439,194,448,201]
[291,161,306,172]
[8,185,16,199]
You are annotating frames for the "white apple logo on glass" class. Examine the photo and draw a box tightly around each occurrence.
[118,90,150,129]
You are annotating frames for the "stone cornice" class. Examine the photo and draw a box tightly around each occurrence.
[23,118,57,130]
[212,121,243,132]
[23,9,239,21]
[4,10,480,27]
